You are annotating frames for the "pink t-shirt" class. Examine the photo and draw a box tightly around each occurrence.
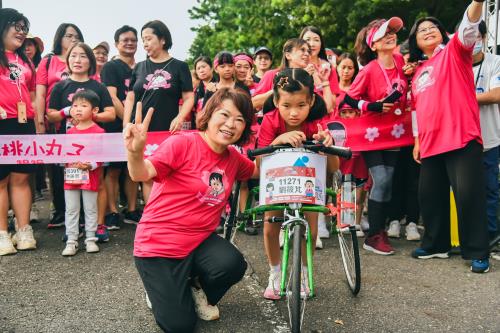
[349,53,408,115]
[0,51,35,119]
[411,34,481,158]
[36,55,69,109]
[254,68,279,96]
[64,123,104,192]
[134,132,255,258]
[257,109,324,148]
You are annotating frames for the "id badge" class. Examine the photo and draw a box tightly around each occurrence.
[17,101,27,123]
[64,168,90,184]
[0,106,7,120]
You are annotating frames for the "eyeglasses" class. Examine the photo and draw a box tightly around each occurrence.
[10,22,29,34]
[119,38,138,44]
[417,25,438,35]
[64,34,80,41]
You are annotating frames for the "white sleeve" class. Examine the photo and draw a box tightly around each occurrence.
[411,111,418,137]
[489,56,500,89]
[457,4,482,48]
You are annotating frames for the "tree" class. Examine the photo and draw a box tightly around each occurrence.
[188,0,471,65]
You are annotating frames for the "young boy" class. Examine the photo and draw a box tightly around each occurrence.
[62,90,105,256]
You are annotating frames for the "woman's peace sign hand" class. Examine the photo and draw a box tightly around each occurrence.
[123,101,155,155]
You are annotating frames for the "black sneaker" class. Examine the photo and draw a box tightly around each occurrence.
[47,211,65,229]
[123,210,142,225]
[105,212,121,230]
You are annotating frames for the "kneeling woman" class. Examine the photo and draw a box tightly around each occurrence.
[124,88,257,333]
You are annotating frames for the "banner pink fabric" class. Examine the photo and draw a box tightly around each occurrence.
[326,111,413,151]
[0,131,195,164]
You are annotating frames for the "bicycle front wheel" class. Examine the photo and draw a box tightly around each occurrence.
[338,225,361,295]
[289,224,303,333]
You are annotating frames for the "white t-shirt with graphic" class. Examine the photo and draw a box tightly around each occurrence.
[474,52,500,150]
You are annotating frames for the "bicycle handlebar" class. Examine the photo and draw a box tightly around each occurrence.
[247,141,352,159]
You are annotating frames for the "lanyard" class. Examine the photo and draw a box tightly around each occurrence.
[474,61,484,88]
[14,54,24,102]
[376,59,401,93]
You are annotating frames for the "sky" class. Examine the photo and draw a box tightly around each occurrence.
[4,0,199,61]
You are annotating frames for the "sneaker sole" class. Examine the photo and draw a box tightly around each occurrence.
[123,219,138,225]
[412,252,449,259]
[363,243,394,255]
[15,242,37,251]
[106,226,120,230]
[0,248,17,255]
[406,235,421,241]
[387,233,401,239]
[471,266,490,273]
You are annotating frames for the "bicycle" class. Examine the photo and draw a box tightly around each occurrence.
[224,141,356,333]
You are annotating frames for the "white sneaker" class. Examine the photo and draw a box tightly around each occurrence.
[318,213,330,239]
[30,205,40,222]
[263,269,281,300]
[356,230,365,237]
[62,240,78,256]
[145,291,152,309]
[387,220,401,238]
[315,237,323,249]
[279,229,285,248]
[85,238,100,253]
[0,231,17,256]
[405,222,421,241]
[360,216,370,231]
[12,225,37,250]
[191,287,220,321]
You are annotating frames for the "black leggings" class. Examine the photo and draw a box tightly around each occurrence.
[49,164,65,213]
[362,150,399,236]
[419,141,489,259]
[135,233,247,333]
[388,146,420,223]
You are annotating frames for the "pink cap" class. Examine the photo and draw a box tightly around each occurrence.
[366,17,404,48]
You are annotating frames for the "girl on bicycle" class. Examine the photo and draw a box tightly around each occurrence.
[258,68,339,299]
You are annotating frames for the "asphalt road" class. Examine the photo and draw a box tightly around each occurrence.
[1,196,499,333]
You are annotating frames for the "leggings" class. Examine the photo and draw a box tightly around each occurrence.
[419,141,489,259]
[388,146,420,223]
[362,150,399,236]
[135,233,247,333]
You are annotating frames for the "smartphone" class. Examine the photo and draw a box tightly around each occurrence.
[382,90,403,103]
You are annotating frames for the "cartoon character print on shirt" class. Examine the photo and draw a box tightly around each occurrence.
[196,168,227,206]
[67,88,85,102]
[143,69,171,90]
[414,66,436,94]
[1,62,27,85]
[59,71,70,81]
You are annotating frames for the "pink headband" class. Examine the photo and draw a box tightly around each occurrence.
[213,58,219,68]
[233,54,254,66]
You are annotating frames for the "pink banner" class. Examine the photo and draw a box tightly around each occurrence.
[326,111,414,151]
[0,131,194,164]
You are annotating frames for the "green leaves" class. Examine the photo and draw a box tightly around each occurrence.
[188,0,471,65]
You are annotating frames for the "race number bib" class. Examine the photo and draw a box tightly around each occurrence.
[64,167,90,184]
[259,150,326,205]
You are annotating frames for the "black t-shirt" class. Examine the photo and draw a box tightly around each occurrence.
[194,77,217,112]
[49,78,114,134]
[101,58,133,132]
[252,74,261,84]
[202,81,251,108]
[130,57,192,131]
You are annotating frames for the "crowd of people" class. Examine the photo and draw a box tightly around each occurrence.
[0,0,497,331]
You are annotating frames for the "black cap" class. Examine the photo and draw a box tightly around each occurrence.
[254,46,272,59]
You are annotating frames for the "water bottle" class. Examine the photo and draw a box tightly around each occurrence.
[340,174,356,226]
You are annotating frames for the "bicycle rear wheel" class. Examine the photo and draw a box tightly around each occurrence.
[288,224,303,333]
[224,182,241,242]
[337,225,361,295]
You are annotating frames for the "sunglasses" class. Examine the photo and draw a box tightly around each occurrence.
[9,22,29,34]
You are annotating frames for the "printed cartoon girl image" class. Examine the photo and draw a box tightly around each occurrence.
[305,180,314,197]
[266,183,274,199]
[208,172,224,197]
